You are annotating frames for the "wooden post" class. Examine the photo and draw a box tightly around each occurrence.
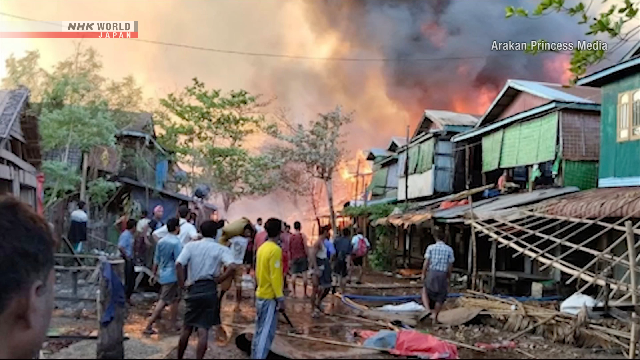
[97,260,125,359]
[465,144,478,291]
[404,125,410,207]
[490,239,497,293]
[354,159,361,203]
[626,221,637,359]
[80,153,89,201]
[71,270,79,299]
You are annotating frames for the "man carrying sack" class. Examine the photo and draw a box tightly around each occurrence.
[176,221,236,359]
[219,223,254,310]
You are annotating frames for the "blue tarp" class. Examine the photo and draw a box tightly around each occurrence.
[100,261,125,326]
[155,159,169,190]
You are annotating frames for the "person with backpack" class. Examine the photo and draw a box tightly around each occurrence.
[351,228,370,285]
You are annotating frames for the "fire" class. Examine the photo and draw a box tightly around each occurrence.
[335,150,372,202]
[421,22,447,49]
[543,55,573,85]
[450,85,497,116]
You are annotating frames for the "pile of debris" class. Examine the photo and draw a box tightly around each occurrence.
[458,292,631,351]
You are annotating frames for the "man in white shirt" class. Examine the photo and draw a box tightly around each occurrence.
[153,205,199,245]
[68,201,88,253]
[220,224,253,310]
[176,220,236,359]
[254,217,264,234]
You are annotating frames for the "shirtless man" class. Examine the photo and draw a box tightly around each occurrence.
[308,226,332,318]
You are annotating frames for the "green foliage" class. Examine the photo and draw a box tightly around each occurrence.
[268,107,352,181]
[506,0,639,79]
[42,160,81,204]
[201,146,282,211]
[368,226,395,271]
[341,203,397,221]
[40,103,118,152]
[87,178,120,206]
[2,45,145,209]
[156,78,275,212]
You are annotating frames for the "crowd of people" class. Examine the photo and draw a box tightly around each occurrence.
[112,206,374,359]
[0,194,456,359]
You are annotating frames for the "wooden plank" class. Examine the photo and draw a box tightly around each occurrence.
[0,149,36,173]
[61,236,85,267]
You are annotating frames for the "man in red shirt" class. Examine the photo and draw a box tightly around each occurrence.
[289,221,309,298]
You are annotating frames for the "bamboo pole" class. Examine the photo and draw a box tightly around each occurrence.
[475,220,588,275]
[513,195,640,262]
[506,315,555,341]
[490,217,617,261]
[527,211,640,236]
[470,222,627,291]
[465,144,478,290]
[569,220,640,286]
[627,221,637,360]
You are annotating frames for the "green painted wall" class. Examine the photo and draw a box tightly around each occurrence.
[600,73,640,179]
[563,160,598,190]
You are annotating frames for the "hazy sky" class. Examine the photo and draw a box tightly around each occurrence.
[0,0,631,222]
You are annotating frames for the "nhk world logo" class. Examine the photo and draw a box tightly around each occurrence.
[0,21,138,38]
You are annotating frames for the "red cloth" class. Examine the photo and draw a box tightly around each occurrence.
[281,232,290,274]
[254,231,268,251]
[289,232,306,260]
[391,331,457,359]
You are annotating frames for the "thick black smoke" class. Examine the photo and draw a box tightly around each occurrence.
[299,0,586,116]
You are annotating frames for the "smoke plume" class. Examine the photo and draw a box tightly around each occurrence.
[255,0,585,155]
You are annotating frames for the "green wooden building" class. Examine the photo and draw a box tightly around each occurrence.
[452,80,601,191]
[577,43,640,187]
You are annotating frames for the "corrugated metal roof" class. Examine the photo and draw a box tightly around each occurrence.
[452,102,601,142]
[468,187,579,220]
[622,41,640,62]
[116,176,217,209]
[576,56,640,87]
[413,110,478,138]
[366,148,391,160]
[424,110,479,127]
[532,187,640,219]
[477,79,600,128]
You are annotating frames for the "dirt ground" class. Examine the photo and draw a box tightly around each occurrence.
[45,270,625,359]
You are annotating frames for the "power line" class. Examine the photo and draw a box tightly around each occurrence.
[0,11,574,62]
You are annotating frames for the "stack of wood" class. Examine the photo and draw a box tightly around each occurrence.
[457,292,632,351]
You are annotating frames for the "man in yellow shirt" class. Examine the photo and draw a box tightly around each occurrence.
[252,218,285,359]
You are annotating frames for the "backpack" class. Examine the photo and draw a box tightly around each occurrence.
[354,235,368,258]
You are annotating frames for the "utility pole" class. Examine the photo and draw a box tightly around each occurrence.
[354,159,361,204]
[404,125,410,206]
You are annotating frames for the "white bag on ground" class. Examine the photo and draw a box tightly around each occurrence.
[377,301,425,312]
[560,293,603,315]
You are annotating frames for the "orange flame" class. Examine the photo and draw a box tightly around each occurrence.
[336,150,372,201]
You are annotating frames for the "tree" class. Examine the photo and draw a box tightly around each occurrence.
[2,45,144,208]
[277,162,324,229]
[268,107,353,237]
[156,78,278,213]
[506,0,640,80]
